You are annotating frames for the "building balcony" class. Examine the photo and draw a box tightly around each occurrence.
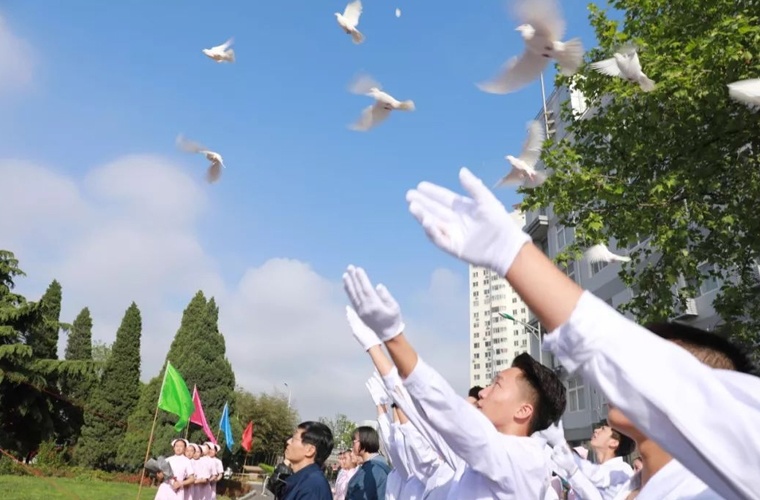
[524,208,549,241]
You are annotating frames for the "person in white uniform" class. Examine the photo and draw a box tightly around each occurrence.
[403,166,760,499]
[343,265,567,499]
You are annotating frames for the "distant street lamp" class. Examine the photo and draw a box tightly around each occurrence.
[499,312,543,365]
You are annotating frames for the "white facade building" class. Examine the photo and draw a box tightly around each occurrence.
[521,84,724,442]
[468,210,534,387]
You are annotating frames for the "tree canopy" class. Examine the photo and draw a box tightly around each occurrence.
[523,0,760,354]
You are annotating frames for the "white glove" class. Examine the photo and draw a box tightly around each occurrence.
[538,420,566,448]
[342,266,405,342]
[551,443,579,477]
[406,167,531,277]
[366,375,390,406]
[346,306,382,351]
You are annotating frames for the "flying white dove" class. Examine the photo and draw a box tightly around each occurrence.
[495,120,547,188]
[348,74,415,131]
[176,134,225,183]
[478,0,584,94]
[590,44,655,92]
[584,244,631,264]
[202,38,235,63]
[335,0,365,44]
[727,79,760,109]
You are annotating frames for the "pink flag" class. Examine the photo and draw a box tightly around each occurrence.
[190,385,217,444]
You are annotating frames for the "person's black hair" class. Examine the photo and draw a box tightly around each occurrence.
[610,429,636,457]
[468,385,484,399]
[297,421,334,466]
[511,353,567,434]
[645,321,756,374]
[353,426,380,454]
[391,402,398,409]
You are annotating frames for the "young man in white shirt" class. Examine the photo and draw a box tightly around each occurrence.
[343,266,567,499]
[403,167,760,499]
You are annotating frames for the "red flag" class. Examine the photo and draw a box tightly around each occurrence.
[189,385,217,444]
[241,421,254,452]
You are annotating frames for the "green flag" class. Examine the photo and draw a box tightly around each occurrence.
[158,361,195,431]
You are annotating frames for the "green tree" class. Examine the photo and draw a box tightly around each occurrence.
[118,292,236,469]
[523,0,760,353]
[77,303,142,470]
[0,251,90,459]
[234,387,298,457]
[91,340,112,379]
[318,413,356,452]
[65,308,93,361]
[26,280,63,359]
[60,308,95,445]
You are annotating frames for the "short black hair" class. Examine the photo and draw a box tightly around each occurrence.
[511,353,567,434]
[645,322,755,374]
[468,385,484,399]
[297,421,334,466]
[611,429,636,457]
[353,426,380,454]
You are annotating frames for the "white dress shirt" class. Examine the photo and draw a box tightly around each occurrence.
[545,291,760,500]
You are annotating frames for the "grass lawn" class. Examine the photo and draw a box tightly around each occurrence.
[0,475,238,499]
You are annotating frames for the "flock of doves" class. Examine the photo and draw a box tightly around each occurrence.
[174,0,759,263]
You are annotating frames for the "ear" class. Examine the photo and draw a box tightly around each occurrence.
[304,442,317,460]
[609,437,620,452]
[515,401,534,421]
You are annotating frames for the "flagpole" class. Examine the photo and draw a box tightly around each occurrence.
[136,404,161,500]
[137,361,169,500]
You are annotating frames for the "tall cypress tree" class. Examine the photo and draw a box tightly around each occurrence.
[26,280,62,359]
[60,308,95,445]
[77,303,142,470]
[118,291,235,468]
[65,308,93,361]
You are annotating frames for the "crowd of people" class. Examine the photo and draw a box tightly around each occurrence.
[149,168,758,499]
[162,168,755,500]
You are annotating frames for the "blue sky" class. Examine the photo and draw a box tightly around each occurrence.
[1,1,602,420]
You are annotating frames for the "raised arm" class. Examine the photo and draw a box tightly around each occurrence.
[343,266,543,486]
[404,167,760,499]
[345,306,460,470]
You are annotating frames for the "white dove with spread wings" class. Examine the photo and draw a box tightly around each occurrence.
[335,1,365,44]
[202,38,235,63]
[478,0,584,95]
[495,120,547,188]
[584,244,631,264]
[590,44,655,92]
[176,134,225,184]
[348,74,415,131]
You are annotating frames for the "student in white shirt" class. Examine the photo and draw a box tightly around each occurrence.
[549,421,634,500]
[342,266,567,499]
[403,167,760,499]
[600,321,753,499]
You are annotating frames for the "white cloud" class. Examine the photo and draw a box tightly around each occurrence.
[0,13,35,94]
[0,155,470,423]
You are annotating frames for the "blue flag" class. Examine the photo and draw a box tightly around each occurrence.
[219,402,234,451]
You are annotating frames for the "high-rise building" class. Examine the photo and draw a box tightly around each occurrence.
[468,210,536,387]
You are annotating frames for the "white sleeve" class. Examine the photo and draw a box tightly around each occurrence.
[565,468,603,500]
[399,421,441,482]
[389,422,411,479]
[376,411,394,463]
[403,357,545,485]
[544,291,760,500]
[382,368,461,471]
